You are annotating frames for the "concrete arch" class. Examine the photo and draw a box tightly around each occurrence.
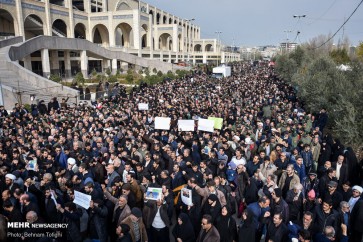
[141,34,147,48]
[52,19,68,37]
[141,24,148,48]
[115,22,133,47]
[74,22,87,39]
[24,14,45,40]
[0,8,18,36]
[205,44,213,52]
[116,1,132,11]
[141,24,148,32]
[159,33,172,51]
[92,24,109,46]
[194,44,201,52]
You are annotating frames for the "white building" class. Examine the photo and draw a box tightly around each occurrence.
[0,0,240,77]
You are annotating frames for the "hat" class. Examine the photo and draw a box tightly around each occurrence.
[352,185,363,194]
[274,188,282,197]
[307,189,316,199]
[67,158,76,165]
[328,181,338,188]
[5,174,16,180]
[131,207,142,218]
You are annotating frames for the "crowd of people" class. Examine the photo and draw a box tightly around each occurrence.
[0,62,362,242]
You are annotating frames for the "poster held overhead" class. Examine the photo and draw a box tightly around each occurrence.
[208,117,223,129]
[178,120,195,131]
[198,118,215,132]
[74,191,92,209]
[181,188,193,206]
[155,117,171,130]
[138,103,149,110]
[145,187,163,200]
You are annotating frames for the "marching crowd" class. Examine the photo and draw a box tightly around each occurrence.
[0,62,362,242]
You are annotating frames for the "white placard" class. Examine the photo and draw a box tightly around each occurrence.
[181,188,193,206]
[198,118,215,132]
[138,103,149,110]
[50,190,58,205]
[145,187,163,200]
[155,117,171,130]
[178,120,195,131]
[74,191,91,209]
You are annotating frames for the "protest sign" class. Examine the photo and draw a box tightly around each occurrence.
[208,117,223,129]
[50,190,58,205]
[181,188,193,206]
[145,187,163,200]
[138,103,149,110]
[178,120,195,131]
[74,191,91,209]
[155,117,171,130]
[198,118,214,132]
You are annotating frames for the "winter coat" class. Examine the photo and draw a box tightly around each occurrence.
[88,204,108,242]
[104,190,131,226]
[278,172,300,191]
[196,225,220,242]
[121,216,148,242]
[313,205,339,233]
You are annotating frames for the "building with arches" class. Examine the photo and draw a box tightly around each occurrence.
[0,0,240,78]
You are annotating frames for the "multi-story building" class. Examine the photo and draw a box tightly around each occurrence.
[0,0,239,78]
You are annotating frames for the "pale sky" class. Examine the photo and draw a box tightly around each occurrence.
[145,0,363,47]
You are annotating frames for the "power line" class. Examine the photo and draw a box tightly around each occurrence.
[314,0,363,49]
[307,0,338,25]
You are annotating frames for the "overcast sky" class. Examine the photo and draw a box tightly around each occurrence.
[145,0,363,47]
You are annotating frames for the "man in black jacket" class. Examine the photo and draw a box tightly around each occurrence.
[333,155,349,189]
[264,212,288,242]
[350,197,363,242]
[313,199,339,235]
[88,199,108,242]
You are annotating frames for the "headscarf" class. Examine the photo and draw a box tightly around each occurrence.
[172,213,195,242]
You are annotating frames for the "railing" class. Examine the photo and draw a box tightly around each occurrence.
[28,16,66,37]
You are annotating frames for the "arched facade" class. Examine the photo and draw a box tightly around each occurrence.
[24,14,45,40]
[0,0,239,75]
[92,24,109,46]
[115,22,133,47]
[74,22,87,39]
[0,9,17,36]
[194,44,202,52]
[159,33,172,51]
[52,19,68,37]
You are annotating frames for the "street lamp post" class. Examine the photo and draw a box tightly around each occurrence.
[215,31,222,66]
